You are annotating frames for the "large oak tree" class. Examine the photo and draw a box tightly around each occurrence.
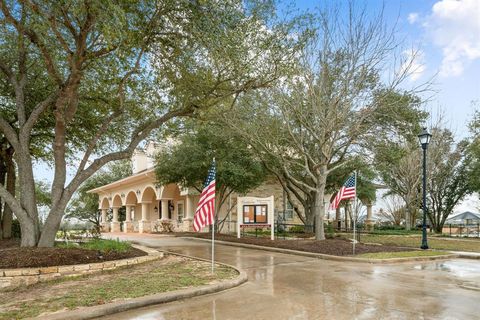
[0,0,298,246]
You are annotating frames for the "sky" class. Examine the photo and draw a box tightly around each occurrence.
[292,0,480,139]
[34,0,480,215]
[289,0,480,215]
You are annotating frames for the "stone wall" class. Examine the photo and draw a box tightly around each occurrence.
[0,245,162,289]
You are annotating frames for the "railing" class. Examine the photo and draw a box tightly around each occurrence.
[445,223,480,238]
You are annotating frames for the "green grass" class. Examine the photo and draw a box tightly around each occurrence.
[0,259,237,320]
[357,250,449,259]
[356,234,480,252]
[56,238,132,253]
[370,229,422,235]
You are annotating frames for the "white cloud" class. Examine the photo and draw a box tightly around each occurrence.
[400,49,426,81]
[425,0,480,77]
[407,12,419,24]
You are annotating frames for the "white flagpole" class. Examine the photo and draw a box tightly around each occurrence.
[211,158,216,274]
[353,170,357,255]
[212,218,215,274]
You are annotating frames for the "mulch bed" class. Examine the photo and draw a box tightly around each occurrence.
[0,243,146,269]
[176,233,410,256]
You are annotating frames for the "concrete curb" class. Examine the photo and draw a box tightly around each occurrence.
[181,237,459,264]
[31,250,247,320]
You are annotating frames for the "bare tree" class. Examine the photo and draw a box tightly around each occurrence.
[225,3,425,240]
[378,195,405,225]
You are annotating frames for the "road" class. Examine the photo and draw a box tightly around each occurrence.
[100,234,480,320]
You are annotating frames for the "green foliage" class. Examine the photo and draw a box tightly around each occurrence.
[427,127,473,232]
[289,225,305,233]
[66,160,132,225]
[155,122,267,211]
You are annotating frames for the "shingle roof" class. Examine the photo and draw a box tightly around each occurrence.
[446,211,480,223]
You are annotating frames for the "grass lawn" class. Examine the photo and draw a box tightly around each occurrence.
[0,256,237,320]
[56,238,132,253]
[356,234,480,252]
[357,250,450,259]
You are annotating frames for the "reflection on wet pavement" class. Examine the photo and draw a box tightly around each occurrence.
[99,235,480,320]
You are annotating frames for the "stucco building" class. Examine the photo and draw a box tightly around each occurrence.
[88,141,304,234]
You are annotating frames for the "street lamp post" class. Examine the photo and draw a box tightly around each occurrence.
[418,127,432,250]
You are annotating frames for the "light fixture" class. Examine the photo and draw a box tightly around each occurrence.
[154,206,158,213]
[417,127,432,149]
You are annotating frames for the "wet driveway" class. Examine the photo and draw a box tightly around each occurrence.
[100,234,480,320]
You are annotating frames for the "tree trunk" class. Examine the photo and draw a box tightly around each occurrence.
[305,205,315,233]
[314,172,327,240]
[2,147,15,239]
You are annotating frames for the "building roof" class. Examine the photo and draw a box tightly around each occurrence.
[87,168,156,194]
[446,211,480,223]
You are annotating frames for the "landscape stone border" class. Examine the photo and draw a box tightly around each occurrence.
[182,237,459,264]
[31,250,247,320]
[0,244,162,289]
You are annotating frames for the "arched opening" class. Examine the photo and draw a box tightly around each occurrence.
[99,197,110,210]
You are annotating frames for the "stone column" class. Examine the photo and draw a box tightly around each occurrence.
[101,209,109,232]
[366,203,374,231]
[139,202,151,233]
[110,207,120,232]
[161,200,169,220]
[182,195,195,231]
[335,207,341,230]
[123,205,133,233]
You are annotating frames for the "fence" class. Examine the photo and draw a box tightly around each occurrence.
[444,224,480,238]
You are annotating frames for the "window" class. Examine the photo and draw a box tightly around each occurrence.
[284,201,294,220]
[243,205,268,224]
[177,201,185,223]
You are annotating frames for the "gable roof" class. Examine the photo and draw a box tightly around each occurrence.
[446,211,480,223]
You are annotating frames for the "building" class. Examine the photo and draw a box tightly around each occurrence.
[88,141,307,234]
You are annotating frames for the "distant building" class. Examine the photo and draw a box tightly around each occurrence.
[445,211,480,225]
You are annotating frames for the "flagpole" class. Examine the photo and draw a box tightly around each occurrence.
[353,170,357,255]
[211,158,216,274]
[212,218,215,274]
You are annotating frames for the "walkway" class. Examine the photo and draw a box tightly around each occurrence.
[100,234,480,320]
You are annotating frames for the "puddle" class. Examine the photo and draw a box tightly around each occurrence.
[413,260,480,278]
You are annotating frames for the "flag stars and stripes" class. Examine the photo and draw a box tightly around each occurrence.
[193,161,216,232]
[330,174,356,210]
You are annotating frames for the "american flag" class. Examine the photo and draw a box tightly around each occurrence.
[193,160,216,232]
[330,174,356,210]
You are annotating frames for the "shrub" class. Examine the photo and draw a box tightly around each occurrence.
[289,225,305,233]
[326,223,335,238]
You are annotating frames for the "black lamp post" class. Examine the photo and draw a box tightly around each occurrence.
[418,127,432,250]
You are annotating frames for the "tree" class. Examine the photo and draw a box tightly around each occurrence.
[378,195,405,226]
[155,122,266,231]
[0,1,297,246]
[427,127,472,233]
[67,160,131,227]
[224,4,425,240]
[375,140,422,230]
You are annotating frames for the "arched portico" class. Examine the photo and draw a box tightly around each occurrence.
[110,194,122,232]
[89,166,197,233]
[123,191,138,233]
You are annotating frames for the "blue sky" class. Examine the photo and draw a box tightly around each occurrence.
[292,0,480,139]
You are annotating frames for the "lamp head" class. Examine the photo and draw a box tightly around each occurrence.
[418,127,432,149]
